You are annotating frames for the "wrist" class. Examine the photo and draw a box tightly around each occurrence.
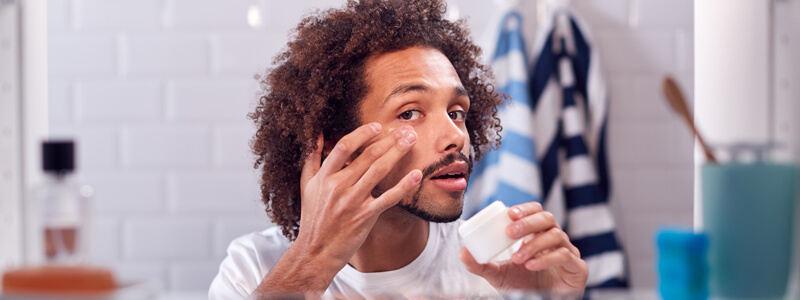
[256,235,347,294]
[292,234,350,276]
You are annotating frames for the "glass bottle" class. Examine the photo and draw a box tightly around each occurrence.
[28,140,94,265]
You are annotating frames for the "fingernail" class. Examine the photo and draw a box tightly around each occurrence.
[509,224,520,236]
[511,207,522,218]
[513,250,525,263]
[394,126,410,138]
[370,122,382,132]
[404,131,417,145]
[411,170,422,184]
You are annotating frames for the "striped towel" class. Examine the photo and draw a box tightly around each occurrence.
[465,11,541,217]
[530,12,628,288]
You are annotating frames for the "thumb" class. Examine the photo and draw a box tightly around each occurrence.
[460,248,505,288]
[459,248,488,276]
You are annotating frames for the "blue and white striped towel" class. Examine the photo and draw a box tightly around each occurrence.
[465,11,541,217]
[530,12,628,288]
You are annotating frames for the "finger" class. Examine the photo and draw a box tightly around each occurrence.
[343,126,413,181]
[523,247,584,273]
[507,210,558,240]
[367,169,422,213]
[301,134,324,186]
[459,248,502,278]
[459,248,487,275]
[511,227,571,264]
[319,122,382,176]
[352,129,417,193]
[508,201,544,221]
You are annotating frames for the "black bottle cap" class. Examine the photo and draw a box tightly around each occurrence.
[42,140,75,173]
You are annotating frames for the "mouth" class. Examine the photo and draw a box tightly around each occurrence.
[428,161,469,192]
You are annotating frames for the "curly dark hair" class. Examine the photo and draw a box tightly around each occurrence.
[250,0,504,241]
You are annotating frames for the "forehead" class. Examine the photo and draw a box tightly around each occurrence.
[363,47,462,96]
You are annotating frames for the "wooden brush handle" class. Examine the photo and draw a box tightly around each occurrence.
[662,77,718,164]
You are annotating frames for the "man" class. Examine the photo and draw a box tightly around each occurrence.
[209,0,588,298]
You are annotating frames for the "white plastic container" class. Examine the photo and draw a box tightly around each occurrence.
[458,201,519,264]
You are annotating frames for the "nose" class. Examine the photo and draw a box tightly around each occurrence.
[434,112,466,154]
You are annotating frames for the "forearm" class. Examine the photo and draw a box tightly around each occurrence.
[252,237,345,297]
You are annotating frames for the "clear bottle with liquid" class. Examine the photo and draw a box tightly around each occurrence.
[2,140,115,295]
[27,140,94,265]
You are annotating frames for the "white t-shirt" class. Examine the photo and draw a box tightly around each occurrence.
[209,220,499,299]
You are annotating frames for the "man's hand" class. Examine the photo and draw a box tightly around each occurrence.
[297,122,422,267]
[459,202,588,293]
[256,123,421,294]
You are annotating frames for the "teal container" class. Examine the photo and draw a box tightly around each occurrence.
[702,163,797,299]
[656,228,709,300]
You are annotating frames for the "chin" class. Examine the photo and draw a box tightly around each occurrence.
[398,186,464,223]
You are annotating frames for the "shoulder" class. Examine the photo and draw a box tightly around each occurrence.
[209,226,292,299]
[233,226,293,257]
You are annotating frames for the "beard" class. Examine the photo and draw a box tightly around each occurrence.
[393,152,473,223]
[396,191,462,223]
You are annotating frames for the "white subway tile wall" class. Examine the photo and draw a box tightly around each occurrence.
[50,125,119,169]
[81,171,165,214]
[75,80,162,121]
[123,218,211,260]
[74,0,163,30]
[121,126,211,168]
[168,171,262,214]
[212,126,256,168]
[165,0,254,29]
[210,32,282,74]
[167,79,255,121]
[122,34,210,75]
[90,217,121,263]
[47,81,72,121]
[48,35,117,76]
[47,0,694,292]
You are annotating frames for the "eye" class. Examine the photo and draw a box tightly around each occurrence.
[448,110,466,122]
[399,110,421,121]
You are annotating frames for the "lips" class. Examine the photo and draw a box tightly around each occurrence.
[429,161,469,192]
[430,161,469,179]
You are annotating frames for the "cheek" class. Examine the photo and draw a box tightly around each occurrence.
[377,150,417,188]
[393,149,417,175]
[462,131,471,155]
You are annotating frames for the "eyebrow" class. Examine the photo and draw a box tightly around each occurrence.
[382,84,468,108]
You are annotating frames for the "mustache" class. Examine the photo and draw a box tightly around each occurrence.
[421,152,473,179]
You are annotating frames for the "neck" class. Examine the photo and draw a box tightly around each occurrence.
[348,207,429,273]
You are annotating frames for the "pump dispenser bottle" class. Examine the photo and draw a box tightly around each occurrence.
[33,140,93,264]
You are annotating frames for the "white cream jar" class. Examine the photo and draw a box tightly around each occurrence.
[458,201,520,264]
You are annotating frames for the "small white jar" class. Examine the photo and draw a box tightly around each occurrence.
[459,201,519,264]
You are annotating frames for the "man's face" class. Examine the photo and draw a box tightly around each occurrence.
[359,46,472,222]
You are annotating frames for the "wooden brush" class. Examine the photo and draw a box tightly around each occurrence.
[662,76,718,164]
